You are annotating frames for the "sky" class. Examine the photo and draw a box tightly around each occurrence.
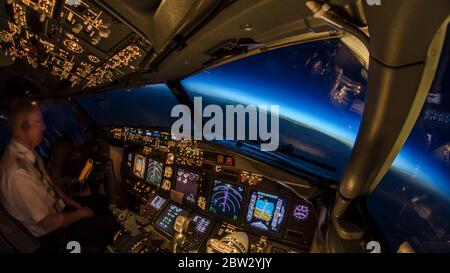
[75,37,450,251]
[78,38,450,200]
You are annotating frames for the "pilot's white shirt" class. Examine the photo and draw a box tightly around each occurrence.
[0,140,65,237]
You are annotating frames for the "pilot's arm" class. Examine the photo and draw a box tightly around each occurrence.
[38,207,93,232]
[7,169,93,235]
[52,184,83,210]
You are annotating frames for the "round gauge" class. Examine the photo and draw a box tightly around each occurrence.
[164,166,172,178]
[197,196,206,210]
[63,38,83,54]
[153,138,160,149]
[293,204,310,222]
[162,179,171,191]
[166,153,174,164]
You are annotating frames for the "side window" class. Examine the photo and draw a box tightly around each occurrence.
[367,24,450,252]
[0,103,90,158]
[76,83,179,128]
[40,103,93,159]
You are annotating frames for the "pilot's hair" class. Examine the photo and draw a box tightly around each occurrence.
[8,98,42,133]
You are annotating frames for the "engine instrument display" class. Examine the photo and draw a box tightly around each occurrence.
[154,203,189,236]
[117,127,317,251]
[209,180,244,221]
[245,190,287,232]
[175,169,200,203]
[146,159,164,187]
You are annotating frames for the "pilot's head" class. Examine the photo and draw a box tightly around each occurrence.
[8,98,46,149]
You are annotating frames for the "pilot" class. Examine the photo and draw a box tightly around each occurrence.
[0,98,117,252]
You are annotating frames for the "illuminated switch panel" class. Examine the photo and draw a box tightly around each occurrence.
[84,44,143,89]
[21,0,56,18]
[62,0,112,45]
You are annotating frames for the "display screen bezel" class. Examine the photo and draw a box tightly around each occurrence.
[207,178,247,223]
[132,154,146,179]
[145,157,165,188]
[148,194,168,210]
[152,202,190,237]
[174,168,202,204]
[243,189,289,234]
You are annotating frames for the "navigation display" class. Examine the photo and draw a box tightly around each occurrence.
[146,159,164,187]
[245,190,287,232]
[175,169,200,203]
[209,179,244,221]
[133,155,146,179]
[154,203,189,236]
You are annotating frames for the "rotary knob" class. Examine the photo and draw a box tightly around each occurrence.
[91,34,101,45]
[99,26,111,38]
[72,24,83,34]
[84,65,92,74]
[117,213,127,222]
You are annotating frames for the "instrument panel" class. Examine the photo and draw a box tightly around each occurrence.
[109,126,317,253]
[0,0,151,90]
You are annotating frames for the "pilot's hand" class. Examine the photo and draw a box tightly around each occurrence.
[72,202,83,210]
[78,207,94,218]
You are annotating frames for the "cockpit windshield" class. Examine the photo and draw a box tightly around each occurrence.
[76,84,178,128]
[71,33,450,252]
[181,39,368,180]
[367,23,450,253]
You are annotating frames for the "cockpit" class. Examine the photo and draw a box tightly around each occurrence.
[105,126,320,253]
[0,0,449,254]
